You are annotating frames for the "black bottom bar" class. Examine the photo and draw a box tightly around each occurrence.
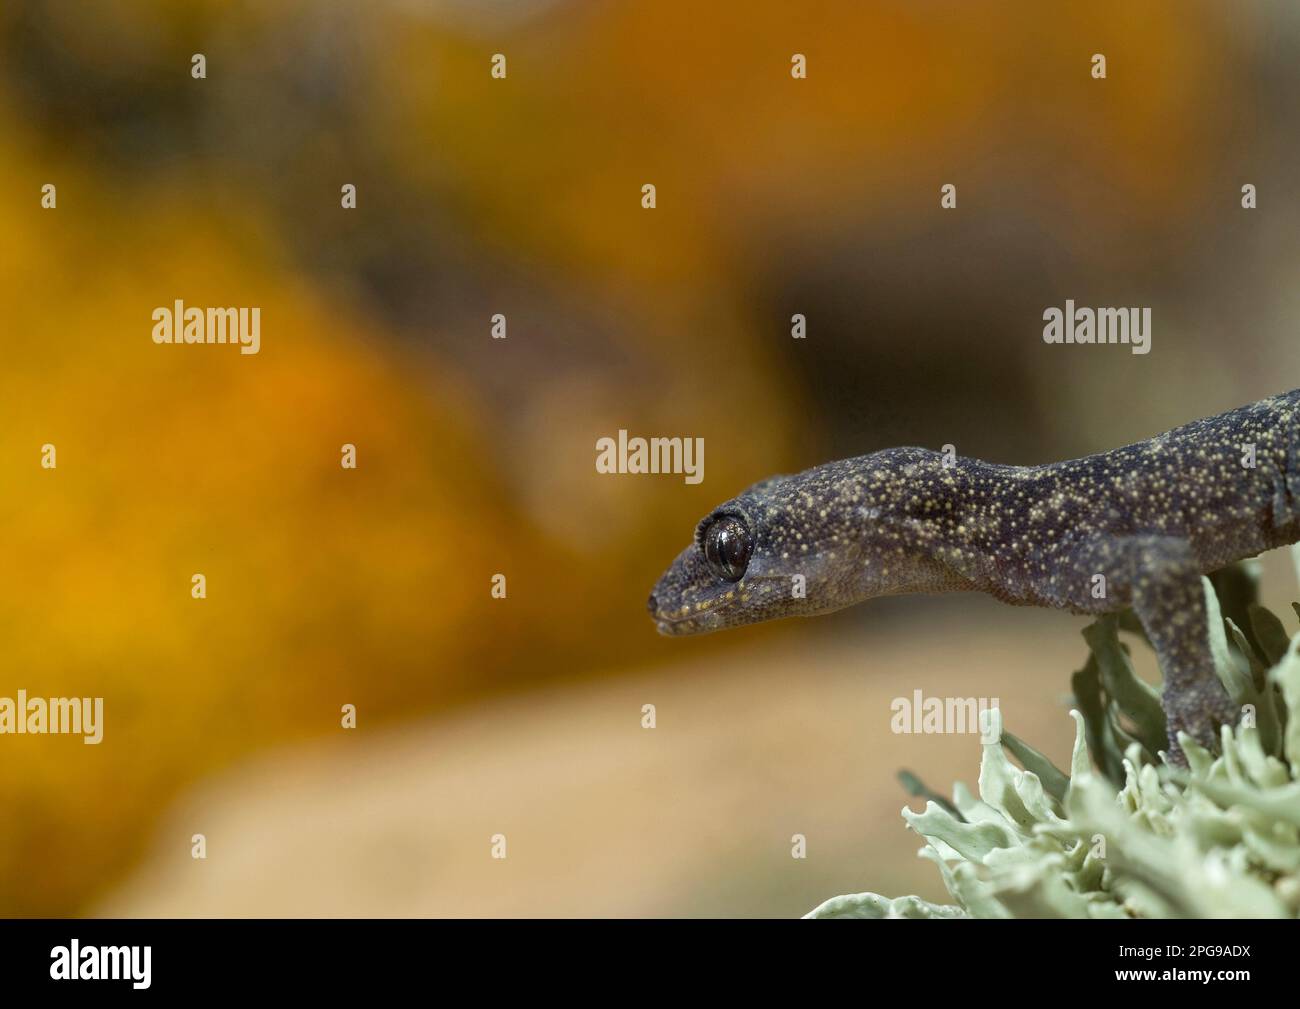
[0,918,1281,995]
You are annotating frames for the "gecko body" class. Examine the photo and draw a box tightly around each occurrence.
[650,390,1300,760]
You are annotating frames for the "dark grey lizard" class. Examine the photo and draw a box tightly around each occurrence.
[649,390,1300,762]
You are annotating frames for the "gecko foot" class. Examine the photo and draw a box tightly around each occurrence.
[1162,681,1240,766]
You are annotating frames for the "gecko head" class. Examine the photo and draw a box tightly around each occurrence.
[648,504,769,635]
[649,466,887,636]
[648,450,956,635]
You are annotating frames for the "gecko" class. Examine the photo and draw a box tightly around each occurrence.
[649,390,1300,763]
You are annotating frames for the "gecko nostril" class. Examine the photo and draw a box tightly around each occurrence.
[647,592,658,615]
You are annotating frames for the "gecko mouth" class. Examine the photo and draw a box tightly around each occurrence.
[649,595,730,636]
[654,613,723,636]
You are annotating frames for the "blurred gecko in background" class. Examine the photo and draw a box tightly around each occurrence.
[650,390,1300,763]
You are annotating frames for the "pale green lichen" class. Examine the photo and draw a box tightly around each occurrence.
[806,563,1300,920]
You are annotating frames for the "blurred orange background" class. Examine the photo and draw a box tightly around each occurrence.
[0,0,1297,916]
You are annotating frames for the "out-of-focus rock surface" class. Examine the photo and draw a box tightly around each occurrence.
[99,608,1091,917]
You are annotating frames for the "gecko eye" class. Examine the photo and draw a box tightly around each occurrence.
[702,515,753,582]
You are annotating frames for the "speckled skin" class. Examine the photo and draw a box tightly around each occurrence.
[650,390,1300,761]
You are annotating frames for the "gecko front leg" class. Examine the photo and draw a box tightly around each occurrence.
[1067,535,1240,764]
